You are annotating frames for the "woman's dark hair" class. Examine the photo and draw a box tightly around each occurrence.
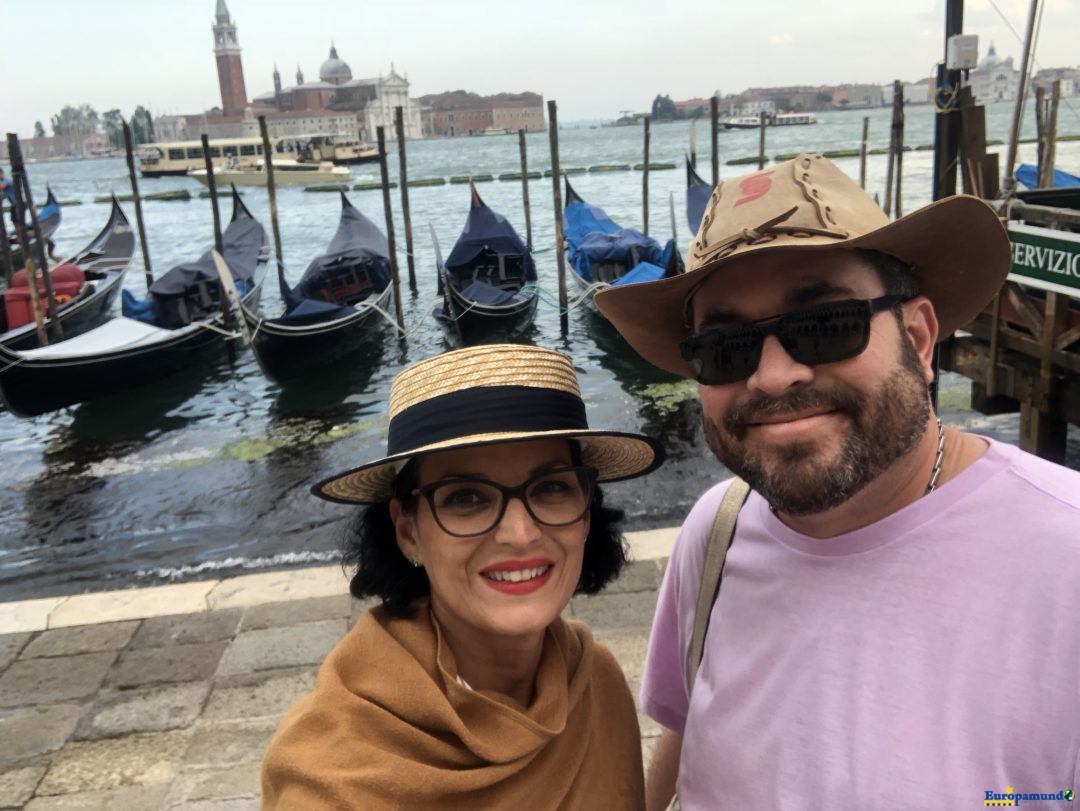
[341,442,629,618]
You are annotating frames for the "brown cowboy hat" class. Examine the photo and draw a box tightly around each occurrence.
[595,152,1011,378]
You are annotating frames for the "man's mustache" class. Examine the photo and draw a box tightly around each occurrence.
[722,386,867,439]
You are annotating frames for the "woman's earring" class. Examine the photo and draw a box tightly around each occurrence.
[411,557,422,568]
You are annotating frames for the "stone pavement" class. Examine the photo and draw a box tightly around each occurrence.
[0,531,673,810]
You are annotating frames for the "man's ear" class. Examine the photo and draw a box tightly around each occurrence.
[901,295,939,385]
[389,499,420,566]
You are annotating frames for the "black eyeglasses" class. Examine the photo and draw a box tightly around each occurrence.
[680,295,907,385]
[411,466,598,537]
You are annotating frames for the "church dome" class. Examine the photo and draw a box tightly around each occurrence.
[319,44,352,85]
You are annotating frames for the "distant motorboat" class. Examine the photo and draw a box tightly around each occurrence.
[188,159,350,187]
[723,112,818,129]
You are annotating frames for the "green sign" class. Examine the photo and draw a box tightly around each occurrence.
[1007,222,1080,298]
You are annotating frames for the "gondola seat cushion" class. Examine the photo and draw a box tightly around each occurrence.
[458,280,520,306]
[4,264,87,328]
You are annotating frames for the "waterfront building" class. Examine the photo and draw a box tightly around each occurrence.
[1032,67,1080,98]
[831,84,885,109]
[154,3,422,144]
[969,43,1022,103]
[252,46,423,141]
[420,91,544,137]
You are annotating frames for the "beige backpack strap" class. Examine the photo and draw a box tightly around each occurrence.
[685,477,750,696]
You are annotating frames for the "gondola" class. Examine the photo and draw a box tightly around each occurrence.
[1014,163,1080,211]
[686,157,712,236]
[563,177,682,314]
[1,196,134,350]
[0,188,269,417]
[237,191,394,384]
[432,184,539,345]
[6,187,62,272]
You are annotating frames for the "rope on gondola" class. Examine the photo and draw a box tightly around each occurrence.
[518,281,608,314]
[0,356,25,374]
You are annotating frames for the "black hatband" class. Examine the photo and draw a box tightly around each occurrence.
[387,386,588,455]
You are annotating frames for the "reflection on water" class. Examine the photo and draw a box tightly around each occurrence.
[1,103,1078,599]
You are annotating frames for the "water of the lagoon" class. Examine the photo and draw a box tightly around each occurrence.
[2,101,1078,600]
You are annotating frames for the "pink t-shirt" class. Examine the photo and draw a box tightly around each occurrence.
[641,437,1080,809]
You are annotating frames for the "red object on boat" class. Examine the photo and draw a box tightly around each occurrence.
[4,263,86,329]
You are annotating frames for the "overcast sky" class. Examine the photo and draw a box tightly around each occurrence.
[4,0,1077,135]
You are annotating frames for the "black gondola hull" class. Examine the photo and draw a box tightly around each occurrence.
[437,283,539,345]
[246,286,394,384]
[0,282,264,417]
[1,199,134,350]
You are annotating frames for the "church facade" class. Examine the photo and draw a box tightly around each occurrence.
[155,2,423,143]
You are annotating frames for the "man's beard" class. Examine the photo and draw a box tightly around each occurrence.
[703,334,931,516]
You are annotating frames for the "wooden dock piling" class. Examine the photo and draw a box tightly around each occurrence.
[377,126,406,333]
[757,112,767,170]
[122,120,153,288]
[710,96,720,187]
[859,116,869,190]
[689,120,697,169]
[518,129,532,249]
[200,134,224,255]
[8,134,62,342]
[394,106,417,292]
[642,115,650,235]
[547,100,568,332]
[258,116,285,294]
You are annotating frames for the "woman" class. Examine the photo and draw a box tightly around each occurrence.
[262,344,665,810]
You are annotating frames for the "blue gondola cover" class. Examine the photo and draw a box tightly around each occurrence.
[1015,163,1080,190]
[564,195,671,282]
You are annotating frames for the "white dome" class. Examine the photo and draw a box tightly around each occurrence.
[319,44,352,85]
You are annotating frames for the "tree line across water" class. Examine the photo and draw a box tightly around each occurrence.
[36,105,156,146]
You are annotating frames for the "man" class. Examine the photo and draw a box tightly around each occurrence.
[0,167,16,231]
[596,153,1080,809]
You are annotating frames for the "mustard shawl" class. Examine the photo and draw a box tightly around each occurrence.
[261,601,644,810]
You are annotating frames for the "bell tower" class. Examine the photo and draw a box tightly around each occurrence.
[212,0,247,116]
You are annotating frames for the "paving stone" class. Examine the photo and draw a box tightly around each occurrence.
[20,622,139,659]
[23,783,170,810]
[602,558,664,594]
[0,764,47,807]
[569,590,659,631]
[107,641,227,688]
[182,718,279,768]
[48,583,214,629]
[74,682,211,741]
[202,668,316,722]
[0,597,66,635]
[239,594,352,632]
[0,632,32,671]
[35,730,191,796]
[164,762,261,807]
[0,705,83,769]
[215,619,345,676]
[130,610,242,649]
[0,652,116,708]
[641,733,661,767]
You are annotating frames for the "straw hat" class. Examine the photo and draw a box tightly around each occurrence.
[595,152,1011,378]
[313,344,665,504]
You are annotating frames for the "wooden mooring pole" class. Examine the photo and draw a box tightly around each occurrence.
[518,129,532,249]
[710,96,719,188]
[757,112,767,170]
[859,116,869,190]
[122,119,153,288]
[200,134,224,255]
[893,82,905,217]
[642,115,650,235]
[5,135,47,346]
[689,120,697,169]
[547,100,568,333]
[394,106,417,292]
[8,133,62,342]
[376,126,405,333]
[258,116,285,294]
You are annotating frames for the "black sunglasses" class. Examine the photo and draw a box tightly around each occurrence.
[680,294,908,385]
